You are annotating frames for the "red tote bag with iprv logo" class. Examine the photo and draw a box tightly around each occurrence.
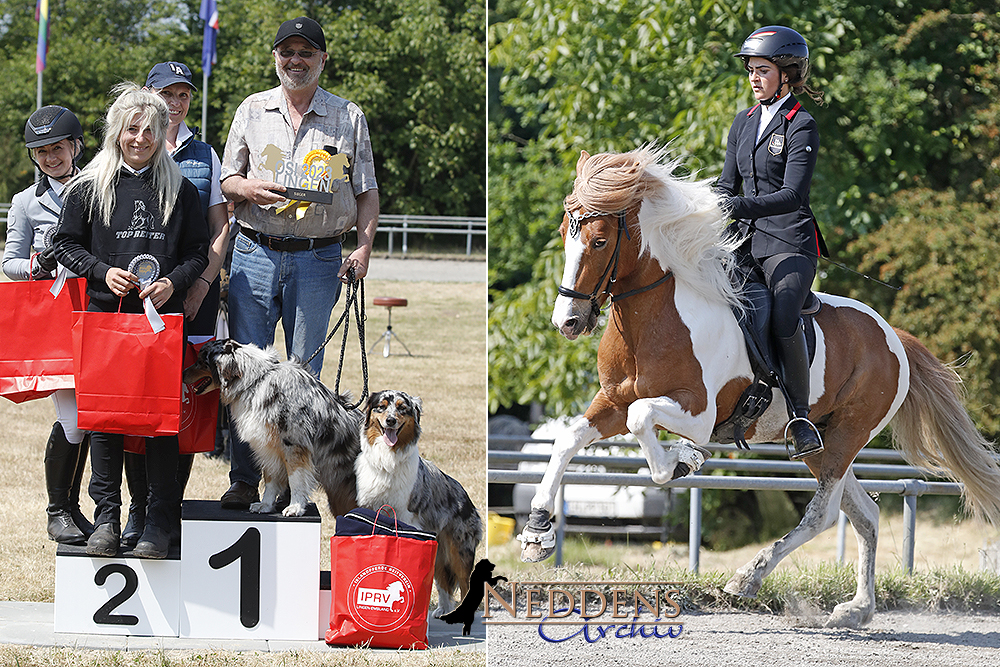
[326,506,437,649]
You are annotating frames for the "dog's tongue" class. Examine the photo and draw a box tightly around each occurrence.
[383,427,399,446]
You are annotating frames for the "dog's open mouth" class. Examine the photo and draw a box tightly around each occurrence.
[382,425,399,446]
[191,376,213,395]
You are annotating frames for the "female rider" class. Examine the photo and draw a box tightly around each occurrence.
[716,25,827,460]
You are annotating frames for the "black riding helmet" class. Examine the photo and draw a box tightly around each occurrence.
[735,26,810,105]
[24,105,84,174]
[25,105,83,149]
[735,25,808,60]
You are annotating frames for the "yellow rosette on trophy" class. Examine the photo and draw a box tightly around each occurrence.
[276,149,331,220]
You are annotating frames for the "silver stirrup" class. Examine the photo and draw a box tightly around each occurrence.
[784,417,824,460]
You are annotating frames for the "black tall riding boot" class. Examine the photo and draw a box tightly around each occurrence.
[68,435,94,537]
[43,422,86,544]
[777,322,823,460]
[122,451,147,550]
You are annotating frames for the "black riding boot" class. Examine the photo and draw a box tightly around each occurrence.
[43,423,86,544]
[121,451,147,550]
[777,322,823,460]
[69,435,94,537]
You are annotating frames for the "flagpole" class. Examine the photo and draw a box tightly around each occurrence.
[37,71,43,110]
[202,69,208,143]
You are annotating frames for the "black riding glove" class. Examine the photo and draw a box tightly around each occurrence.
[37,245,58,273]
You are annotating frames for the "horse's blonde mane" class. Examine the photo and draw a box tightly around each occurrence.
[567,145,743,308]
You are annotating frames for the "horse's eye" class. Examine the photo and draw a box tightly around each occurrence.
[593,239,607,249]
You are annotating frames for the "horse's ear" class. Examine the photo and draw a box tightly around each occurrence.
[576,150,590,175]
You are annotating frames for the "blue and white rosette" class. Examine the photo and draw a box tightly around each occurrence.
[43,225,70,298]
[128,254,165,333]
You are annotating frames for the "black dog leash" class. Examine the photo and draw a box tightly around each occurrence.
[304,270,369,410]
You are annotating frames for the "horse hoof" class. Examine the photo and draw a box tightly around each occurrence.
[671,463,691,480]
[723,575,760,598]
[825,603,872,628]
[520,541,555,563]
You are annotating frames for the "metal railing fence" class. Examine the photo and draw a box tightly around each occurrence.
[487,436,966,573]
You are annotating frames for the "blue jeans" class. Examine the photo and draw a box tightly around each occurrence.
[227,231,343,487]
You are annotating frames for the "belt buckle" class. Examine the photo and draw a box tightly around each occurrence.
[268,235,294,251]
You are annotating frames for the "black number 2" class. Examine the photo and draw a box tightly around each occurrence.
[209,527,261,628]
[92,564,140,626]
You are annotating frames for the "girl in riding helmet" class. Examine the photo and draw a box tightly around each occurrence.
[2,106,93,544]
[716,25,827,460]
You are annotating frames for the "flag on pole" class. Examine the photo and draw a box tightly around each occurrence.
[35,0,49,74]
[199,0,219,78]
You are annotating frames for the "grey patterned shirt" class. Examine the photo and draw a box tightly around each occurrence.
[221,86,378,239]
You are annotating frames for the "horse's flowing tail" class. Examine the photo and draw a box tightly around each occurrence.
[890,329,1000,526]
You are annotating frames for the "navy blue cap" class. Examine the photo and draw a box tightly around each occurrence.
[145,62,197,91]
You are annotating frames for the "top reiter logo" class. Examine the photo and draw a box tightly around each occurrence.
[347,564,415,633]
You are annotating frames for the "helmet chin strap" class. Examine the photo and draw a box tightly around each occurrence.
[762,79,787,106]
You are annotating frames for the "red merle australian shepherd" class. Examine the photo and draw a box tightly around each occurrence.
[355,390,483,617]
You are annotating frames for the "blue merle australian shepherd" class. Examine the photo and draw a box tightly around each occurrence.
[356,390,483,617]
[183,339,360,518]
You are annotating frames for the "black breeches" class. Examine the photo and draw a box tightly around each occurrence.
[759,253,816,339]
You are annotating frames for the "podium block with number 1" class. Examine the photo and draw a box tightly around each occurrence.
[178,500,320,640]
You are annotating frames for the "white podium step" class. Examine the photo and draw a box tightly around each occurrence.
[55,499,321,640]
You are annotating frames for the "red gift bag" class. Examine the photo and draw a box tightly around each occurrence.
[124,338,220,454]
[71,311,185,436]
[326,506,437,649]
[0,277,88,403]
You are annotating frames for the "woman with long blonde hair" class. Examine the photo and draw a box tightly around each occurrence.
[53,82,208,559]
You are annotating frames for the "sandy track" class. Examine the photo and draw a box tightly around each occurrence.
[486,610,1000,666]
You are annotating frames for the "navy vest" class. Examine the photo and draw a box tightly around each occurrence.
[173,136,213,216]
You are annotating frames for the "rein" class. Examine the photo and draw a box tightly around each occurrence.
[304,272,369,410]
[558,209,673,309]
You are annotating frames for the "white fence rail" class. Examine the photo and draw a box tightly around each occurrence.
[376,214,485,255]
[1,207,486,257]
[488,436,965,573]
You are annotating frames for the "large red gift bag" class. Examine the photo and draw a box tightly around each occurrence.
[71,311,184,436]
[326,506,437,649]
[124,338,220,453]
[0,277,88,403]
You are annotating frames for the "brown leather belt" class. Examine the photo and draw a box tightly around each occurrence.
[240,227,344,252]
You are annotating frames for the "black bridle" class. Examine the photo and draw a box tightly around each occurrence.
[557,208,673,312]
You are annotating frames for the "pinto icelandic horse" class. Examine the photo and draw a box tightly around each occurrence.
[517,145,1000,628]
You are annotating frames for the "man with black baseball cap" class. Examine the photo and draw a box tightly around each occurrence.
[218,16,380,510]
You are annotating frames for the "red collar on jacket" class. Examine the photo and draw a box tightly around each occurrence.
[747,100,802,120]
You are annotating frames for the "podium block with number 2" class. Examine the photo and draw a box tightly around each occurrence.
[55,500,321,641]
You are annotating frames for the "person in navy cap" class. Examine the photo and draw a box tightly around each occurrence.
[217,16,380,510]
[716,25,827,461]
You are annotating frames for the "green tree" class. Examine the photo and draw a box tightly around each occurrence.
[0,0,485,218]
[488,0,1000,434]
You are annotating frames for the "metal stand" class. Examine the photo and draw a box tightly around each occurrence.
[368,298,412,358]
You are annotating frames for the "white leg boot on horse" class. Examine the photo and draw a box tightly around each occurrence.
[778,321,824,460]
[626,398,711,483]
[519,416,602,563]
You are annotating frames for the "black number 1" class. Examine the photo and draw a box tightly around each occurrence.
[209,527,261,628]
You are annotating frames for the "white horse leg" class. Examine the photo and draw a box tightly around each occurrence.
[626,398,711,484]
[725,474,847,597]
[519,416,601,562]
[826,472,879,628]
